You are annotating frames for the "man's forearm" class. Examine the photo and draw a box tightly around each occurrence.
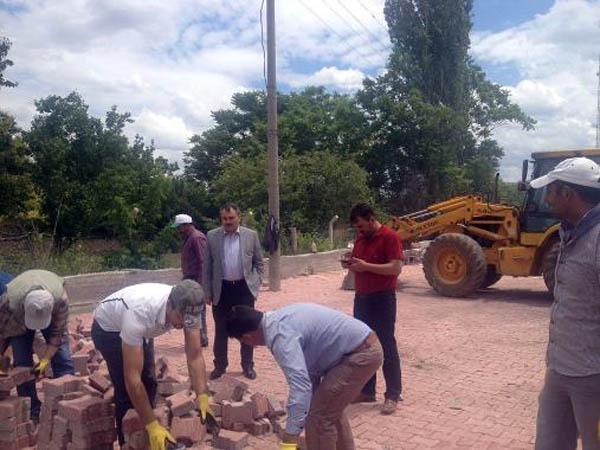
[364,261,402,276]
[125,377,156,425]
[42,344,59,362]
[187,352,208,395]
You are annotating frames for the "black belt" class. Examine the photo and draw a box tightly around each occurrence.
[222,279,245,286]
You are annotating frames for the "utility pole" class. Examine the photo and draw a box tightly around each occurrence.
[266,0,281,291]
[596,54,600,148]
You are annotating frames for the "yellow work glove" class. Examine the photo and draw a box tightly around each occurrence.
[145,420,175,450]
[280,443,298,450]
[33,358,50,377]
[197,393,213,423]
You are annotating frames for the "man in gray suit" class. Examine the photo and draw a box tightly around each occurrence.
[203,203,264,380]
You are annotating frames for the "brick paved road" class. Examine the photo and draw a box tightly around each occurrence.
[78,265,553,449]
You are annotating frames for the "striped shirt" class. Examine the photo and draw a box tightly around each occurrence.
[547,204,600,376]
[0,270,69,353]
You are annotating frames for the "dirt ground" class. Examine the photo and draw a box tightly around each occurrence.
[76,265,553,449]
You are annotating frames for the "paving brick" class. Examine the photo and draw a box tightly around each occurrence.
[42,374,83,399]
[157,381,187,396]
[125,430,148,450]
[250,393,269,419]
[166,389,196,417]
[171,415,205,446]
[209,375,248,403]
[210,401,223,418]
[88,372,112,393]
[69,428,116,448]
[71,354,89,376]
[58,395,112,422]
[266,395,285,418]
[10,367,34,386]
[103,386,114,402]
[0,417,16,432]
[70,416,115,437]
[212,429,249,450]
[122,409,144,435]
[0,375,15,392]
[222,400,254,428]
[249,418,271,436]
[16,420,34,438]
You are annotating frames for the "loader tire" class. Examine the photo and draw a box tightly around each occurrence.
[423,233,487,297]
[480,265,502,289]
[542,241,560,296]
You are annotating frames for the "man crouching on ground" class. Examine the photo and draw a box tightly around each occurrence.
[91,280,214,450]
[226,303,383,450]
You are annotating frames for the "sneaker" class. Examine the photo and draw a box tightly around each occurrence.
[209,368,225,380]
[381,399,397,415]
[351,393,377,404]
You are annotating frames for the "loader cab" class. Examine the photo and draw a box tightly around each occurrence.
[519,150,600,232]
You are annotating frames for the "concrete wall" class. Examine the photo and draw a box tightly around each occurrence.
[65,249,346,313]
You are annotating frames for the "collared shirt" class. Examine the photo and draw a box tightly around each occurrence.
[0,270,69,352]
[352,225,403,295]
[93,283,201,347]
[262,303,372,435]
[547,203,600,376]
[181,227,207,283]
[222,227,243,281]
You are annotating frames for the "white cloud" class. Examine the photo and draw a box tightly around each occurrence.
[0,0,389,164]
[471,0,600,180]
[286,66,366,91]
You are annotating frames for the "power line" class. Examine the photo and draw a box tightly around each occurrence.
[320,0,384,56]
[356,0,389,34]
[333,0,390,51]
[296,0,384,67]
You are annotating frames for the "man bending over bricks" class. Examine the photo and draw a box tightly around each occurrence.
[0,269,75,422]
[226,303,383,450]
[91,280,214,450]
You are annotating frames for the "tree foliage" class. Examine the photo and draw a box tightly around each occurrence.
[0,37,17,89]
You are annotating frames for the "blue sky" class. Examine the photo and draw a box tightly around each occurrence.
[1,0,599,180]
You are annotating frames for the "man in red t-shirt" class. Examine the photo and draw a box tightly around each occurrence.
[342,203,403,415]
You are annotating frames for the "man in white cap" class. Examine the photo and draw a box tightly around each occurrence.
[0,269,75,422]
[529,157,600,450]
[91,279,214,450]
[172,213,209,347]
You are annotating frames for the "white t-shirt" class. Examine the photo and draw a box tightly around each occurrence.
[93,283,200,346]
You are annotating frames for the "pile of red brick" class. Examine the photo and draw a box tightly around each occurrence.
[0,368,37,449]
[37,374,116,450]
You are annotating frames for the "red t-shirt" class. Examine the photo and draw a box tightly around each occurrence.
[352,225,403,295]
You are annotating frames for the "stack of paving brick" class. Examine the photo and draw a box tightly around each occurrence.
[0,394,35,449]
[0,367,37,449]
[38,374,117,450]
[207,374,289,449]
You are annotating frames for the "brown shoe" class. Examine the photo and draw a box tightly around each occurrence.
[351,393,376,404]
[381,399,397,415]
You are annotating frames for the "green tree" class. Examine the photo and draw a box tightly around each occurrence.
[356,0,535,213]
[212,151,372,232]
[0,37,17,89]
[185,88,370,184]
[0,112,43,226]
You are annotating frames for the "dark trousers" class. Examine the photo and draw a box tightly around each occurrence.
[353,290,402,401]
[91,320,157,445]
[535,369,600,450]
[9,328,75,419]
[213,280,255,371]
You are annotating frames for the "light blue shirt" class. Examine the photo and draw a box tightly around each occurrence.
[222,228,243,280]
[262,303,372,434]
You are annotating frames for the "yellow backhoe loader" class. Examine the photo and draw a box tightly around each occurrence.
[388,149,600,297]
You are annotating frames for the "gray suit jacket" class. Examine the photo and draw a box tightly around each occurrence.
[202,226,264,305]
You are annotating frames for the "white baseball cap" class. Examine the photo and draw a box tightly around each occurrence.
[171,214,193,228]
[530,157,600,189]
[24,289,53,330]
